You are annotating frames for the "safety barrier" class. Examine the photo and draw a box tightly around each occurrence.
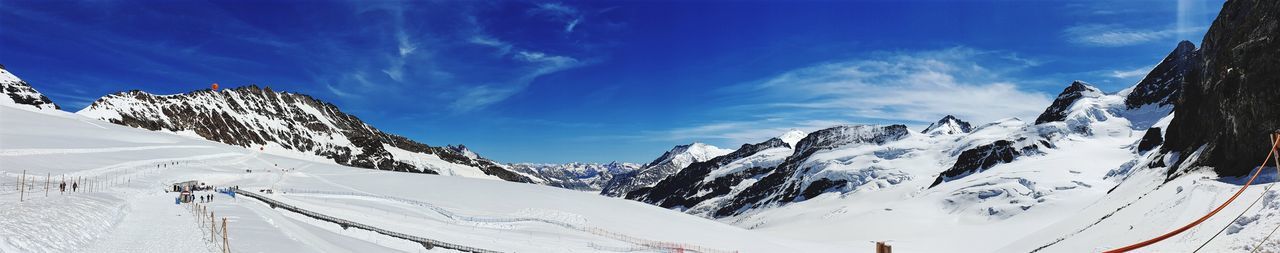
[187,202,231,253]
[235,188,501,253]
[281,188,736,253]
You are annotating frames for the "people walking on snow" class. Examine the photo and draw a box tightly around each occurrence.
[72,181,78,192]
[59,181,66,193]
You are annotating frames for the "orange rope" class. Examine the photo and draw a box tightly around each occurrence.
[1105,134,1280,253]
[1248,146,1280,253]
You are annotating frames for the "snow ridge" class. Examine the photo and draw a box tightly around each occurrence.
[76,85,533,182]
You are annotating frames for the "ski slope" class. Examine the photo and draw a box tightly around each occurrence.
[0,105,840,253]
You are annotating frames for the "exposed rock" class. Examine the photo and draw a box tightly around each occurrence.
[929,140,1040,188]
[1137,128,1163,153]
[1164,0,1280,177]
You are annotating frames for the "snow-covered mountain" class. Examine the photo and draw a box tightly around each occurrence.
[628,132,797,214]
[599,142,732,197]
[0,64,59,111]
[508,161,642,191]
[617,40,1195,219]
[76,85,535,183]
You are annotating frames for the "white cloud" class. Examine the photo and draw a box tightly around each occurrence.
[1063,24,1179,47]
[653,119,855,146]
[647,47,1052,145]
[742,47,1050,124]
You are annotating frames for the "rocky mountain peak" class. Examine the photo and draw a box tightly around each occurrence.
[1035,81,1102,124]
[922,115,973,135]
[1124,40,1198,109]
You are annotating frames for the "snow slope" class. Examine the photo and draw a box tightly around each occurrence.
[0,104,840,253]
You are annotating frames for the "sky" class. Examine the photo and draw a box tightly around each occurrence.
[0,0,1225,163]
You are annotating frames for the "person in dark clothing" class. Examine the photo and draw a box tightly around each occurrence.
[72,182,78,192]
[59,182,66,193]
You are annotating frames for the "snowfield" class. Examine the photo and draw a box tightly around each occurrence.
[0,105,839,253]
[5,97,1277,252]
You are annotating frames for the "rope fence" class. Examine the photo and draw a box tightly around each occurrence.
[187,202,231,253]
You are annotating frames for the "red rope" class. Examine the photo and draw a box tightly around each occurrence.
[1105,134,1280,253]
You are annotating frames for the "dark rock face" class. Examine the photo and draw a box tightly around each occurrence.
[1125,41,1198,109]
[929,140,1040,188]
[712,124,910,217]
[1164,0,1280,177]
[1137,128,1164,153]
[1035,81,1101,124]
[0,65,60,110]
[629,138,791,209]
[78,86,533,183]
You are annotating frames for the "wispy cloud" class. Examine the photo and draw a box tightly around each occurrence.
[469,35,513,56]
[528,2,584,34]
[1109,65,1154,79]
[1063,24,1185,47]
[451,50,585,111]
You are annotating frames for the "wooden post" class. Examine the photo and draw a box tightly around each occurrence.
[875,242,892,253]
[222,217,230,253]
[211,212,216,240]
[19,170,26,202]
[45,173,49,197]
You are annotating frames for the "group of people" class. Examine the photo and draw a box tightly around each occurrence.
[57,180,78,193]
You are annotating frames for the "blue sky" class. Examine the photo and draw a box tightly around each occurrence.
[0,0,1224,163]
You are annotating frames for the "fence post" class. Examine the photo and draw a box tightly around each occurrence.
[19,170,26,202]
[45,173,49,197]
[222,217,230,253]
[211,211,216,240]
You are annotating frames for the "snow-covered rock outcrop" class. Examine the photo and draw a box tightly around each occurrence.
[0,64,59,111]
